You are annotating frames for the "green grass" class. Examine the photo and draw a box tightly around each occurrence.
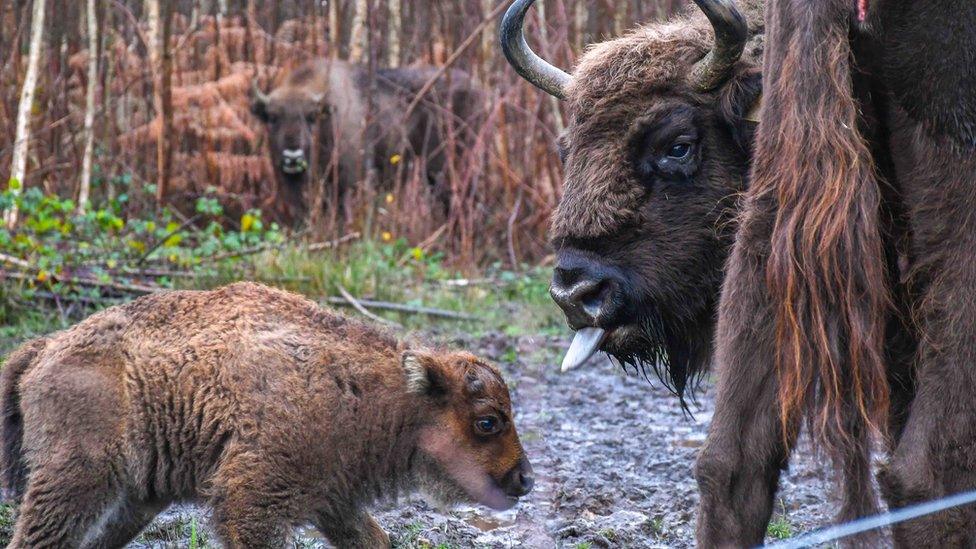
[767,515,794,540]
[1,237,565,359]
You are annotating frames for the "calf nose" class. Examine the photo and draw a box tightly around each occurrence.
[550,253,621,329]
[502,457,534,497]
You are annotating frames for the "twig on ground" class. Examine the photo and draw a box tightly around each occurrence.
[1,269,161,295]
[335,284,403,328]
[323,296,478,321]
[200,231,359,262]
[0,253,30,269]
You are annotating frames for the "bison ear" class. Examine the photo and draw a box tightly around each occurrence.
[402,351,450,398]
[717,67,762,153]
[251,97,269,122]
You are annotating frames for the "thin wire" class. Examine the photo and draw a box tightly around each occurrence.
[763,490,976,549]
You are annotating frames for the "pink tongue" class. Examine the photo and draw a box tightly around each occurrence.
[857,0,869,22]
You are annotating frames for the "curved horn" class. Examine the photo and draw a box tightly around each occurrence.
[251,79,270,104]
[500,0,571,99]
[690,0,748,91]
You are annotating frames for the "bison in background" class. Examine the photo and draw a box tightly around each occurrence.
[251,59,485,225]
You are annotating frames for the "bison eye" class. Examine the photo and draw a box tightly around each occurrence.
[474,416,501,436]
[667,142,693,159]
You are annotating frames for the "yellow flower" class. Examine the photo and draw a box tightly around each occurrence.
[36,270,48,283]
[241,213,256,232]
[385,193,395,204]
[381,231,393,242]
[390,154,402,166]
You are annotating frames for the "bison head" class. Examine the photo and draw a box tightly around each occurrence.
[503,0,763,404]
[251,81,328,186]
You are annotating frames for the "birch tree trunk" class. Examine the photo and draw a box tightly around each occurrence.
[147,0,173,205]
[4,0,46,228]
[387,0,400,67]
[348,0,368,63]
[329,0,340,59]
[536,1,564,134]
[77,0,98,213]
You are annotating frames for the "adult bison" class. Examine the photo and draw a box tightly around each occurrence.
[696,0,976,547]
[251,59,484,223]
[502,0,763,402]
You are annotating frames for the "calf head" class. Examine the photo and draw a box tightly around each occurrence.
[402,350,532,511]
[503,0,763,404]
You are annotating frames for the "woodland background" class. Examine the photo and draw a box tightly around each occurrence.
[0,0,683,337]
[0,0,684,264]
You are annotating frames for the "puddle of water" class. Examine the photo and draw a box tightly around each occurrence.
[457,507,518,532]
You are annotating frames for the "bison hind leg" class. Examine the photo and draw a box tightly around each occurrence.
[81,497,167,549]
[9,454,129,548]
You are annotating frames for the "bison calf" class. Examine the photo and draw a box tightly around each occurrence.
[0,282,532,548]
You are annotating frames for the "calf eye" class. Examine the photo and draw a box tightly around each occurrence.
[474,416,501,436]
[668,142,692,159]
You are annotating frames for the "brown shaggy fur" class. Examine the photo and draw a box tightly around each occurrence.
[0,283,532,548]
[697,0,976,547]
[547,1,765,402]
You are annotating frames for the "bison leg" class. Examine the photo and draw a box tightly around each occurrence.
[878,113,976,548]
[695,234,791,547]
[81,498,166,549]
[208,457,293,548]
[10,367,129,548]
[314,509,390,549]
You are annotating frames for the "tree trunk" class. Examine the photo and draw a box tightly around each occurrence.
[328,0,340,59]
[147,0,173,206]
[77,0,98,213]
[4,0,46,228]
[348,0,367,63]
[387,0,400,67]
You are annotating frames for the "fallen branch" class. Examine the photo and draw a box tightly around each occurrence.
[323,296,478,321]
[199,232,359,262]
[336,284,403,328]
[0,253,30,269]
[0,269,161,295]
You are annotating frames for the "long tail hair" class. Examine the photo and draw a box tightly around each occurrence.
[755,0,889,448]
[0,337,46,501]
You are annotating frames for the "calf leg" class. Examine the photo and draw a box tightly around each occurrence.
[314,509,390,549]
[9,455,126,548]
[10,367,129,548]
[81,498,166,549]
[208,456,293,549]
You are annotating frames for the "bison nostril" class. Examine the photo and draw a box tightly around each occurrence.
[519,471,535,494]
[579,280,612,318]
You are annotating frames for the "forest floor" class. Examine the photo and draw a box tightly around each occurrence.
[102,331,850,548]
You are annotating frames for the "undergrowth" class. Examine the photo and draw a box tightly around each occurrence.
[0,187,563,357]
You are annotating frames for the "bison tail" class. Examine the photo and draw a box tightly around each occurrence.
[0,337,46,501]
[756,0,889,450]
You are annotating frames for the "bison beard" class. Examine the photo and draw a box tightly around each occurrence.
[608,303,711,413]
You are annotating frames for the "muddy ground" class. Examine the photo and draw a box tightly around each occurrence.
[127,332,854,548]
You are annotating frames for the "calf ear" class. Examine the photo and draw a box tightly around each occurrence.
[402,351,450,398]
[717,67,762,153]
